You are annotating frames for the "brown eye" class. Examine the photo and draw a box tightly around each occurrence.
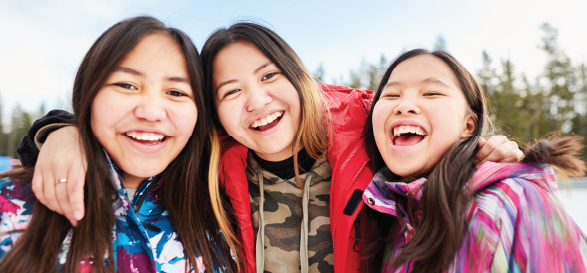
[115,83,138,90]
[223,89,240,98]
[262,73,277,81]
[167,90,187,97]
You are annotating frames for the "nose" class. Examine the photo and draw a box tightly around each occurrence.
[393,96,420,115]
[134,90,167,121]
[246,86,272,113]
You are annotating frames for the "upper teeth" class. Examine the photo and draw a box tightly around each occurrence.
[126,132,165,141]
[393,125,426,137]
[251,111,283,128]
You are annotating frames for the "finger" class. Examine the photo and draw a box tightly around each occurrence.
[68,159,86,222]
[516,147,526,162]
[477,137,487,148]
[53,167,73,221]
[43,171,64,215]
[474,136,508,163]
[480,140,518,164]
[497,145,524,163]
[56,178,76,226]
[31,167,50,210]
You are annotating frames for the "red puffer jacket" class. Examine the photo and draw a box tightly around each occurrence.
[218,84,374,273]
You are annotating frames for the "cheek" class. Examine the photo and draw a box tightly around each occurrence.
[173,104,198,137]
[289,93,302,127]
[91,90,121,136]
[216,103,241,134]
[372,102,390,137]
[371,102,392,154]
[428,102,467,137]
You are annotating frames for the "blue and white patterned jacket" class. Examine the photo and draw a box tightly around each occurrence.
[0,153,219,273]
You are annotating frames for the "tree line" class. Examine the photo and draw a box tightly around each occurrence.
[0,102,40,159]
[322,23,587,161]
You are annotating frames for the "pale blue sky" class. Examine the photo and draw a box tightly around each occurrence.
[1,0,586,123]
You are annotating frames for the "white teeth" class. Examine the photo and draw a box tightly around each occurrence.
[251,111,283,128]
[393,125,427,137]
[126,132,164,141]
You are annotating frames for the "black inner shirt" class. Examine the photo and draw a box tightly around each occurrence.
[252,148,317,180]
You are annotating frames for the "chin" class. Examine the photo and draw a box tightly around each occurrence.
[124,162,167,178]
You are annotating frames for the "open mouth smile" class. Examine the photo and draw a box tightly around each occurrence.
[249,111,284,131]
[125,131,167,146]
[392,125,427,146]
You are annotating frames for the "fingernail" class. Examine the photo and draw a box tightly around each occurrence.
[70,219,78,227]
[74,210,83,220]
[46,204,54,211]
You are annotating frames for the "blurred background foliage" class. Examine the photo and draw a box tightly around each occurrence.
[324,23,587,162]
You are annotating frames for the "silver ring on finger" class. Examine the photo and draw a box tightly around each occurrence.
[55,178,68,185]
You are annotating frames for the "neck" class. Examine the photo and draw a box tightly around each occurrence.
[122,173,145,189]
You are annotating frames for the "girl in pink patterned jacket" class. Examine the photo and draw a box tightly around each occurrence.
[361,48,587,272]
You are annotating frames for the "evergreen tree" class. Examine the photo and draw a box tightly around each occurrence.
[538,22,576,134]
[433,34,447,51]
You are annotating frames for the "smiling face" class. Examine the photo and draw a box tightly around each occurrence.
[91,32,198,188]
[212,40,301,161]
[372,54,476,179]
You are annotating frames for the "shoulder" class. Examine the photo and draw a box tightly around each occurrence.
[218,136,248,185]
[466,163,587,271]
[469,162,561,220]
[319,84,374,142]
[319,83,374,117]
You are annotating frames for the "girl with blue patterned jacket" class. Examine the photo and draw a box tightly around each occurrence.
[0,16,240,273]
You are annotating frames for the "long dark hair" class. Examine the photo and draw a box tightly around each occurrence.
[0,16,237,273]
[363,49,491,272]
[200,23,328,261]
[363,49,586,272]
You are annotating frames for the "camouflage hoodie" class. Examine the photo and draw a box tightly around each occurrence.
[247,150,334,273]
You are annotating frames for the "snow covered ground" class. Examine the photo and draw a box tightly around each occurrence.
[558,187,587,232]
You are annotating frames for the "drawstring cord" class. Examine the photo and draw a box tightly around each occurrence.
[256,171,265,273]
[255,172,312,273]
[300,175,311,273]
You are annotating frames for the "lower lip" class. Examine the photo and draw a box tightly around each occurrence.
[249,113,283,136]
[124,135,169,153]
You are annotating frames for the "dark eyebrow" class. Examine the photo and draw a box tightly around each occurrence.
[114,67,144,77]
[254,62,272,74]
[384,77,451,90]
[422,77,451,88]
[384,81,401,89]
[115,67,188,84]
[166,77,190,84]
[215,79,238,94]
[215,62,274,94]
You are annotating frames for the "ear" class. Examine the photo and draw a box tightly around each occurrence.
[461,113,476,137]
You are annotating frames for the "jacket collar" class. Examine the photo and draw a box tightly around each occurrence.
[103,150,159,211]
[363,162,558,220]
[362,167,426,225]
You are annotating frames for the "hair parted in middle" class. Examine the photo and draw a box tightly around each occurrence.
[0,16,240,273]
[201,22,329,256]
[362,48,494,272]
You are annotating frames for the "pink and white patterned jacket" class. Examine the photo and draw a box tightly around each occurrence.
[363,161,587,272]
